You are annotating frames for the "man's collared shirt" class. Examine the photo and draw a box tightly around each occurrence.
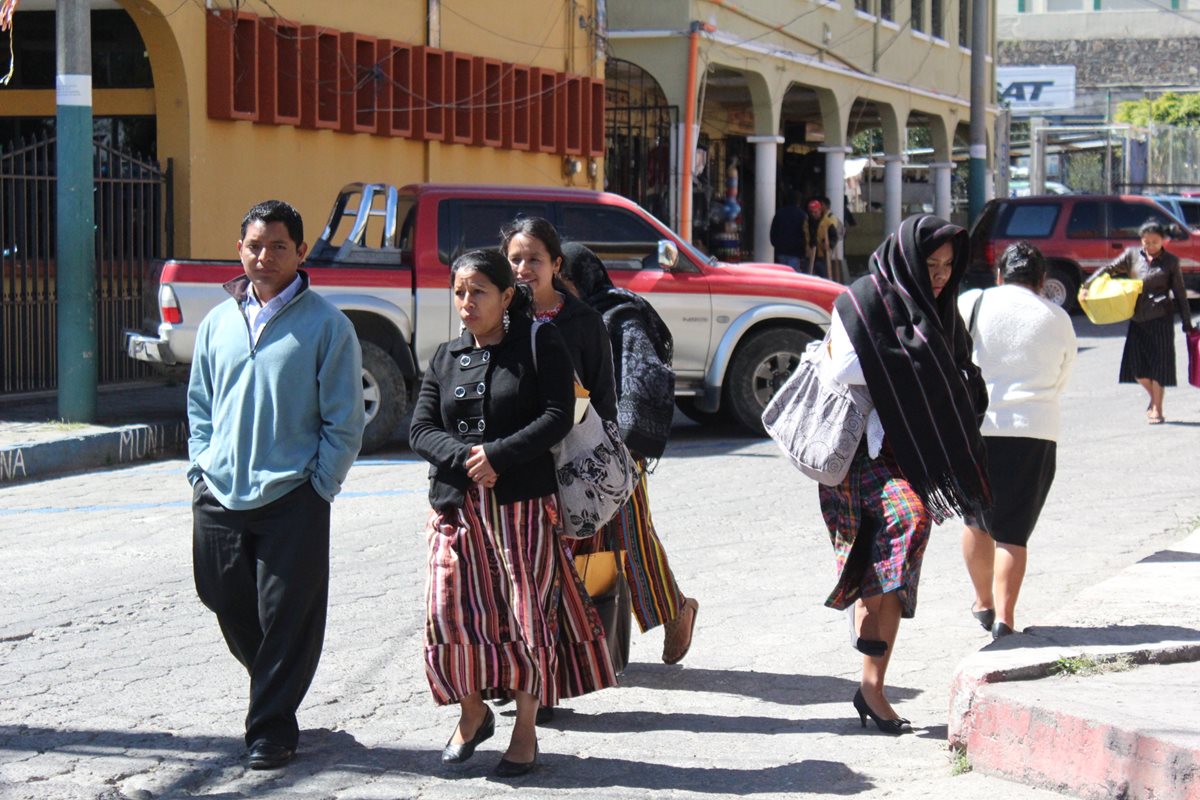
[243,274,302,345]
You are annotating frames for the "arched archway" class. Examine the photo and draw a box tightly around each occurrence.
[604,58,676,225]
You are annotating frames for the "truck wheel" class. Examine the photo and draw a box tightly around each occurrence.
[674,397,730,427]
[724,328,814,436]
[360,341,406,454]
[1044,266,1080,313]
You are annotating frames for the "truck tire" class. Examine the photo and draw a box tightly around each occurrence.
[360,341,406,454]
[724,328,814,436]
[1044,265,1080,313]
[674,397,730,427]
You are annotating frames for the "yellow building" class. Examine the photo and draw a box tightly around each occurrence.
[0,0,604,258]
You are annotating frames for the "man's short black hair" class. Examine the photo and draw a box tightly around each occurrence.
[241,200,304,246]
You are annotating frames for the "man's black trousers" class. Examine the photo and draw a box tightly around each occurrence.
[192,479,330,750]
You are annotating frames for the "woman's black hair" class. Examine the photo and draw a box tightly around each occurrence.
[499,216,565,266]
[997,240,1046,288]
[450,248,533,320]
[1139,219,1168,238]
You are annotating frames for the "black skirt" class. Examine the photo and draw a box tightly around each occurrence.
[1119,315,1177,386]
[966,436,1057,547]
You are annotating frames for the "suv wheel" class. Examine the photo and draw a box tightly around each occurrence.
[1044,266,1080,312]
[360,341,407,453]
[724,328,814,435]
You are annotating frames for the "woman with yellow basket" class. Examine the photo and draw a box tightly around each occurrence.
[1080,220,1195,424]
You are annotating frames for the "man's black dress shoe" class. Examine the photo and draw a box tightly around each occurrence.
[247,741,295,770]
[441,707,495,764]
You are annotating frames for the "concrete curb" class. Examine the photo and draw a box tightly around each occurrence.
[947,530,1200,800]
[0,421,189,485]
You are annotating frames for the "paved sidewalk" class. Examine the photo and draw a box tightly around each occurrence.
[949,529,1200,799]
[0,383,189,485]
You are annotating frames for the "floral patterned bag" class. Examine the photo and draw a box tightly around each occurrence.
[532,323,638,538]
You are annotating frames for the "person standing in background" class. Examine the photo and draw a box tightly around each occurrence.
[770,191,808,271]
[189,200,364,770]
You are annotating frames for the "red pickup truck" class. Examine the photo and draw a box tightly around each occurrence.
[126,183,843,451]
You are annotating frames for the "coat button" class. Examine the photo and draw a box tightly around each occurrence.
[454,386,467,398]
[476,382,485,395]
[459,355,471,367]
[481,351,491,362]
[457,420,469,433]
[477,419,486,431]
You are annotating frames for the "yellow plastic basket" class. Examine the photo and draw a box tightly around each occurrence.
[1078,273,1143,324]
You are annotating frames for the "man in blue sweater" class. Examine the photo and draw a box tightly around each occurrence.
[188,200,363,770]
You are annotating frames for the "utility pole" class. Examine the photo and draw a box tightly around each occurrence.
[968,0,989,225]
[56,0,96,422]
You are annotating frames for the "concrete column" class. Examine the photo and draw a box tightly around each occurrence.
[930,162,954,220]
[883,153,904,235]
[747,135,783,263]
[820,145,851,255]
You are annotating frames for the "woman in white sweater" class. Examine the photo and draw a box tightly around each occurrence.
[958,241,1077,640]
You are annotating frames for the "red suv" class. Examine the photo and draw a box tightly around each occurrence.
[967,194,1198,310]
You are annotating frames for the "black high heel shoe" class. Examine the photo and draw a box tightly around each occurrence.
[494,741,538,777]
[441,707,495,764]
[852,689,912,735]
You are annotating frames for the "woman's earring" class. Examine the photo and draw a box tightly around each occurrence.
[502,310,511,333]
[459,321,466,336]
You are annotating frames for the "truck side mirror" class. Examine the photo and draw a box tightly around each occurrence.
[657,239,679,270]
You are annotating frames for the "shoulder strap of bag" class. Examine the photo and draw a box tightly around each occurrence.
[968,289,985,337]
[529,320,542,371]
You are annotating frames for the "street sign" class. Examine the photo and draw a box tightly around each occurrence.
[997,65,1076,116]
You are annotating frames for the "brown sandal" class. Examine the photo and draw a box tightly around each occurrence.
[662,597,699,664]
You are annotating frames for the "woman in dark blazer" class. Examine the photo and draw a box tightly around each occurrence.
[409,249,616,777]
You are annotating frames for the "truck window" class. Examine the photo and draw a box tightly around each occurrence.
[439,200,552,264]
[1066,202,1103,239]
[558,204,661,270]
[1109,201,1173,239]
[1000,203,1058,238]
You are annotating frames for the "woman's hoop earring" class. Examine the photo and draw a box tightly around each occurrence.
[502,310,511,333]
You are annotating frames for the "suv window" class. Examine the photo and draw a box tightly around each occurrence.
[1110,201,1173,239]
[999,203,1058,238]
[559,204,662,270]
[1066,201,1103,239]
[438,199,552,263]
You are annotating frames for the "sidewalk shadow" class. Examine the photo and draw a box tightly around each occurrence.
[0,724,873,796]
[619,664,921,706]
[985,623,1200,651]
[525,708,866,737]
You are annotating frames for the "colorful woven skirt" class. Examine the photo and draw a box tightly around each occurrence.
[817,444,931,619]
[578,462,685,632]
[424,486,617,706]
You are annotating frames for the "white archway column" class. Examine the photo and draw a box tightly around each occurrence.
[747,134,784,263]
[883,153,905,235]
[930,162,954,219]
[820,144,851,254]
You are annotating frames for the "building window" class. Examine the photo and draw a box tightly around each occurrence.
[912,0,926,32]
[855,0,871,12]
[931,0,944,38]
[881,0,895,22]
[0,10,152,90]
[959,0,970,45]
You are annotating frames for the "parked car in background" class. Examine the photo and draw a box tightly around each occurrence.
[967,194,1199,310]
[1148,195,1200,230]
[126,183,843,449]
[1008,180,1072,197]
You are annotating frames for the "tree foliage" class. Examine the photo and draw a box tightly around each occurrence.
[1115,92,1200,127]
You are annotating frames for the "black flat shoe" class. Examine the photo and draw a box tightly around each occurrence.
[971,606,995,632]
[441,707,495,764]
[991,621,1014,640]
[494,743,538,778]
[247,741,295,770]
[852,689,912,735]
[535,706,555,725]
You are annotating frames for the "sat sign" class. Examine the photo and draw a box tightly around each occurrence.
[997,65,1076,116]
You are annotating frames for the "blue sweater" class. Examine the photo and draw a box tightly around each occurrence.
[187,273,364,510]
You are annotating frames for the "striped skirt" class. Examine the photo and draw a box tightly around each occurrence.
[424,486,618,707]
[577,462,685,632]
[817,444,931,619]
[1119,315,1177,386]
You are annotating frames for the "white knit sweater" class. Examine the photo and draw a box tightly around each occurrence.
[958,284,1077,442]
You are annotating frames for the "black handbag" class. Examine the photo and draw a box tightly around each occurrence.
[574,551,632,675]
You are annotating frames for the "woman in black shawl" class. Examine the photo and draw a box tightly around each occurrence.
[559,243,700,665]
[821,215,990,734]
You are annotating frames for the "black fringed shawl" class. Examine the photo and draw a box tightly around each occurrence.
[833,214,991,522]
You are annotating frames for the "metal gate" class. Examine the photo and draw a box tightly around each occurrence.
[1,135,171,394]
[604,59,678,227]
